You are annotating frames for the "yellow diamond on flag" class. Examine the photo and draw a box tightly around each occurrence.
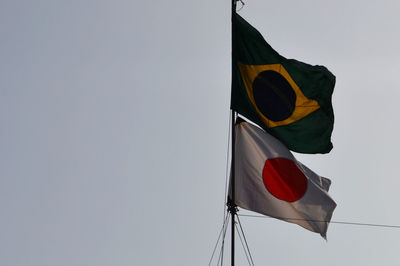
[237,62,320,128]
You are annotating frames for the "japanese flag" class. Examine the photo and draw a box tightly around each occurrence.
[230,120,336,238]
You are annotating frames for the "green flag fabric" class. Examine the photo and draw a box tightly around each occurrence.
[231,14,335,154]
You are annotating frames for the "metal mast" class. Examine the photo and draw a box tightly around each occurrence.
[230,1,237,265]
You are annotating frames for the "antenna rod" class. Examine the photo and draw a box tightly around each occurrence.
[231,1,237,266]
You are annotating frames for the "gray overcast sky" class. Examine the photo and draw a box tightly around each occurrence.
[1,0,400,265]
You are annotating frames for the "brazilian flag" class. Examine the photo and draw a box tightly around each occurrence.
[231,14,335,154]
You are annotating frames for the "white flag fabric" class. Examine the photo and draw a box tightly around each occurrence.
[230,120,336,238]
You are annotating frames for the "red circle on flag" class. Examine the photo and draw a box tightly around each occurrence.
[262,158,308,202]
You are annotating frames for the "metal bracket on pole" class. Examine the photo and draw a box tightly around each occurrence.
[227,204,238,217]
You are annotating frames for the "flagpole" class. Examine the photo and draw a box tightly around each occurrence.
[230,1,237,266]
[230,110,237,266]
